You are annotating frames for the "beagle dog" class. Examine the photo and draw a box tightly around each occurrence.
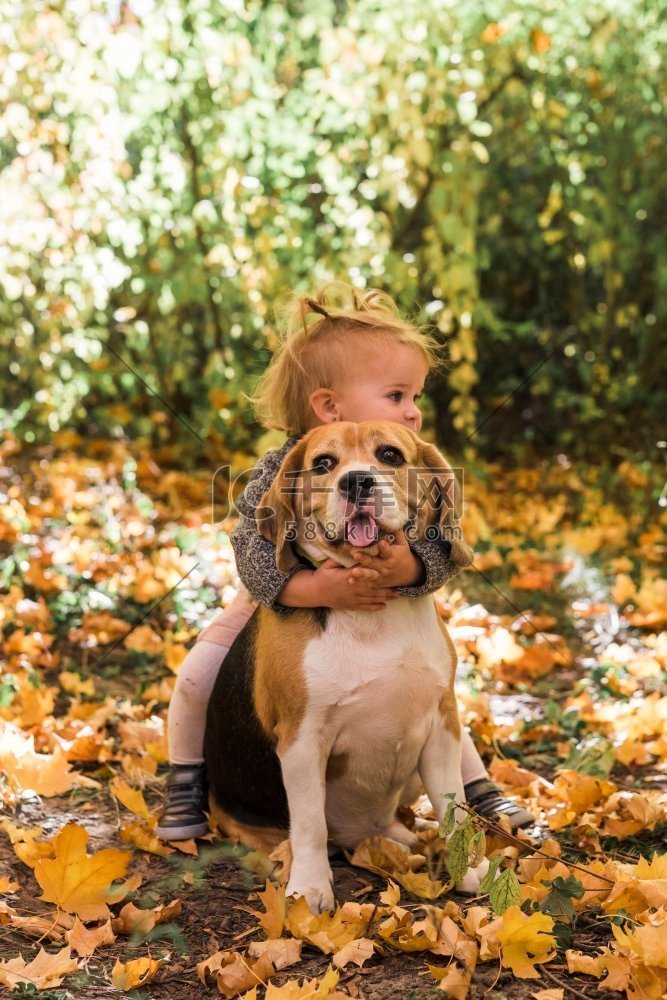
[204,421,485,913]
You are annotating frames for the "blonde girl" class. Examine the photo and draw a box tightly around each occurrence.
[156,283,534,839]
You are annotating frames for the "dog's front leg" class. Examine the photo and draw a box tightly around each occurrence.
[418,714,489,895]
[279,732,334,914]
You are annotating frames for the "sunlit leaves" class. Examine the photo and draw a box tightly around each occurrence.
[34,823,131,920]
[1,1,663,451]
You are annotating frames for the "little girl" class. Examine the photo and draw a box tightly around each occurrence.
[156,283,535,840]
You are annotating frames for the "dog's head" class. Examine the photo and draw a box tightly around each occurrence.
[256,421,473,573]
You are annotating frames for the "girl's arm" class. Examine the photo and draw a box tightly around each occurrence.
[399,534,474,595]
[230,439,308,616]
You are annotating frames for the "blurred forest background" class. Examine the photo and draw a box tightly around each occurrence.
[1,5,667,996]
[1,0,665,465]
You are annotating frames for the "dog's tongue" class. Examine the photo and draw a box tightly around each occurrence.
[346,510,378,547]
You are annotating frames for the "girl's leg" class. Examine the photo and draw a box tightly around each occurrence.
[460,729,535,831]
[167,588,256,765]
[156,588,257,840]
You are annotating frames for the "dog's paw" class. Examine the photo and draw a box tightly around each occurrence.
[287,866,334,914]
[456,857,490,896]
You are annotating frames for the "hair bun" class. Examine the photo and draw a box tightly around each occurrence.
[304,298,330,319]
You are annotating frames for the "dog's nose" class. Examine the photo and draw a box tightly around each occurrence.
[338,470,376,503]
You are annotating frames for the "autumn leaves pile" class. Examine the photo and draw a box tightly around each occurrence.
[0,436,666,996]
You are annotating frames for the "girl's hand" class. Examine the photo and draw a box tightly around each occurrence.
[349,529,425,588]
[279,560,399,612]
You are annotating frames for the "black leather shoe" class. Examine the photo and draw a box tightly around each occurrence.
[155,764,209,840]
[465,778,537,831]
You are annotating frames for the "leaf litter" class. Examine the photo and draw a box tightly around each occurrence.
[0,435,665,997]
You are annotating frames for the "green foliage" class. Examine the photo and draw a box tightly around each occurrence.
[1,0,665,459]
[562,734,616,777]
[489,866,521,916]
[539,874,585,921]
[441,798,487,885]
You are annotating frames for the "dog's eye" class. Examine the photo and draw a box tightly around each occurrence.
[312,454,337,474]
[376,446,405,467]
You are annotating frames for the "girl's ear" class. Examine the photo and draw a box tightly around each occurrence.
[309,388,339,424]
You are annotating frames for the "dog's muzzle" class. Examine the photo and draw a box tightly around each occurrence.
[337,470,381,548]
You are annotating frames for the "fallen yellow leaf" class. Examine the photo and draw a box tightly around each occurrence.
[120,820,173,857]
[66,917,116,956]
[247,938,302,970]
[259,965,346,998]
[112,898,182,937]
[58,671,95,697]
[284,896,374,955]
[123,624,163,655]
[109,776,153,822]
[496,907,556,978]
[241,879,286,939]
[34,823,131,920]
[111,955,165,990]
[0,946,79,991]
[0,722,93,797]
[429,962,471,999]
[331,937,375,969]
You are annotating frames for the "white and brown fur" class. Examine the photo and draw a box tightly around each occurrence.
[204,421,486,912]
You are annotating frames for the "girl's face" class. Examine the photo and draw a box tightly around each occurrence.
[329,343,428,433]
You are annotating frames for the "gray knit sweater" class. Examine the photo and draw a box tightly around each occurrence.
[230,437,472,616]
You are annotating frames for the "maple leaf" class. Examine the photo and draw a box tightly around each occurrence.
[66,917,116,956]
[331,937,375,969]
[378,908,439,952]
[429,962,471,999]
[197,950,276,998]
[120,820,174,857]
[0,721,92,797]
[254,965,347,998]
[429,913,478,969]
[2,820,56,868]
[247,938,302,971]
[109,775,153,822]
[495,906,557,978]
[350,835,447,898]
[488,758,543,789]
[612,919,667,969]
[284,896,370,954]
[567,946,634,991]
[240,879,286,939]
[112,899,182,936]
[111,955,166,990]
[34,823,131,920]
[0,946,79,991]
[460,905,491,938]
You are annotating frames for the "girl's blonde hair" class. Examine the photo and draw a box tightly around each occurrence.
[250,281,442,436]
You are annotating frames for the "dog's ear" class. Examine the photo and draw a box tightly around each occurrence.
[256,438,310,574]
[413,441,473,568]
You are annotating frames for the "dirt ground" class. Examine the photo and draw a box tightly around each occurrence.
[0,792,620,1000]
[0,676,626,1000]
